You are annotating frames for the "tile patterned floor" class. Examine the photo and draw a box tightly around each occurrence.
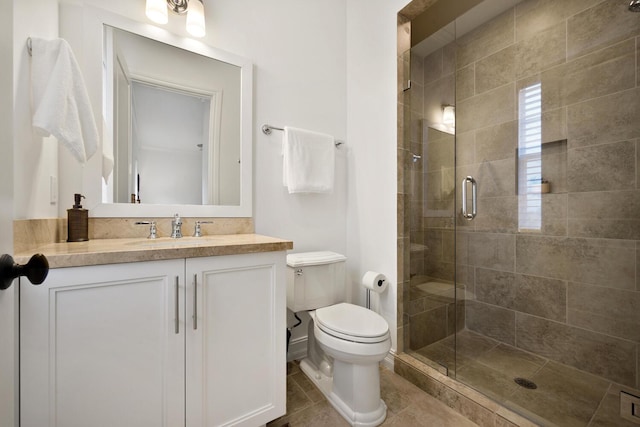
[409,330,640,427]
[267,361,479,427]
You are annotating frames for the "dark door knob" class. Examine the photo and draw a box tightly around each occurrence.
[0,253,49,290]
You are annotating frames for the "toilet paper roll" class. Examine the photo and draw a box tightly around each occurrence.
[361,271,388,294]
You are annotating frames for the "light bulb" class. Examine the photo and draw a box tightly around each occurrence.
[186,0,206,38]
[442,105,455,127]
[146,0,168,24]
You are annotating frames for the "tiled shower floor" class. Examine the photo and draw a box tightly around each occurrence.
[409,330,640,426]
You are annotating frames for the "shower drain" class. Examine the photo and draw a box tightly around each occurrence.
[514,377,538,389]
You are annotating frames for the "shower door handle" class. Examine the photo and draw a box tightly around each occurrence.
[461,176,477,220]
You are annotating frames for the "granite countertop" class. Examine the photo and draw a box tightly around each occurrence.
[14,234,293,268]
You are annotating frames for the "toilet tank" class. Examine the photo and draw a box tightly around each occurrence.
[286,251,347,313]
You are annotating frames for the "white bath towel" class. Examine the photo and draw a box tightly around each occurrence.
[30,37,99,163]
[283,126,335,194]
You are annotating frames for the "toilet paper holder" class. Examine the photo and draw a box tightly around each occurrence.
[362,271,387,310]
[365,282,385,309]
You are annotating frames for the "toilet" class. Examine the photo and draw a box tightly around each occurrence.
[287,251,391,427]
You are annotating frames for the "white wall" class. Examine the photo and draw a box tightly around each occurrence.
[4,1,58,425]
[13,0,59,219]
[346,0,409,354]
[12,0,406,358]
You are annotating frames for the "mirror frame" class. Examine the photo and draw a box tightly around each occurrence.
[60,4,253,218]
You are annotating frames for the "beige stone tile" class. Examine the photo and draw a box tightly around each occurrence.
[422,48,443,85]
[475,196,517,233]
[474,343,546,379]
[589,388,640,427]
[286,399,350,427]
[456,65,475,102]
[425,130,454,171]
[422,75,455,127]
[397,15,410,53]
[454,330,501,361]
[291,372,324,403]
[568,281,640,327]
[568,189,640,219]
[475,46,515,95]
[516,235,636,289]
[414,340,457,371]
[398,53,410,100]
[467,232,516,272]
[568,190,640,240]
[515,0,603,42]
[516,313,637,386]
[380,367,439,417]
[475,268,567,322]
[466,300,516,345]
[410,110,422,146]
[476,157,516,198]
[410,83,423,116]
[509,361,609,427]
[515,21,566,80]
[457,83,515,133]
[535,38,636,110]
[476,120,517,162]
[409,306,448,349]
[514,193,568,236]
[440,42,455,74]
[567,88,640,148]
[411,52,424,86]
[456,359,520,402]
[285,375,314,416]
[456,131,475,168]
[569,218,640,241]
[567,0,640,60]
[541,107,567,144]
[567,140,636,192]
[569,308,640,344]
[457,9,515,69]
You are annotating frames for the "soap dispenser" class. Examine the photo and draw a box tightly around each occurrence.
[67,193,88,242]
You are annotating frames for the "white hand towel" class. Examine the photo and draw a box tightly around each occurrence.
[283,126,335,194]
[31,37,99,163]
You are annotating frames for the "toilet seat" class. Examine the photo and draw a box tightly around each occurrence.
[315,303,389,344]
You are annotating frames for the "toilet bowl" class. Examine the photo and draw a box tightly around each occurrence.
[299,304,391,427]
[287,252,391,427]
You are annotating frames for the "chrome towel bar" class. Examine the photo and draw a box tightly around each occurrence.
[262,124,344,147]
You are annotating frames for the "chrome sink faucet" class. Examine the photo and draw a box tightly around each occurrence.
[193,220,213,237]
[171,213,183,238]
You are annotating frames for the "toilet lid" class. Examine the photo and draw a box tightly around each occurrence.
[315,303,389,343]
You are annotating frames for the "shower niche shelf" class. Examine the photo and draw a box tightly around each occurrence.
[515,139,567,195]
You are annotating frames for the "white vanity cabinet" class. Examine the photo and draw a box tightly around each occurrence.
[20,251,286,427]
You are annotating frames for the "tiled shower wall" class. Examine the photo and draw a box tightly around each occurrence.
[404,0,640,389]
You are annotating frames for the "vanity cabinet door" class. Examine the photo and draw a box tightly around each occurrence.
[20,259,186,427]
[185,252,286,427]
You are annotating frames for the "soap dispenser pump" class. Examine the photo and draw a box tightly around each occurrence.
[67,193,88,242]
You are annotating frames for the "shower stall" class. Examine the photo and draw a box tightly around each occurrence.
[397,0,640,425]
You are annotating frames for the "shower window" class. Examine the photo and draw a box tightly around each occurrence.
[517,82,542,231]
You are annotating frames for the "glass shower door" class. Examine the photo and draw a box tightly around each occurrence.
[451,1,640,424]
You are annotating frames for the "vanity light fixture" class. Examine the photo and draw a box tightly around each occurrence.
[145,0,206,38]
[442,105,455,128]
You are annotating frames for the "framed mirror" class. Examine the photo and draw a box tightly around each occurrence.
[59,4,253,217]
